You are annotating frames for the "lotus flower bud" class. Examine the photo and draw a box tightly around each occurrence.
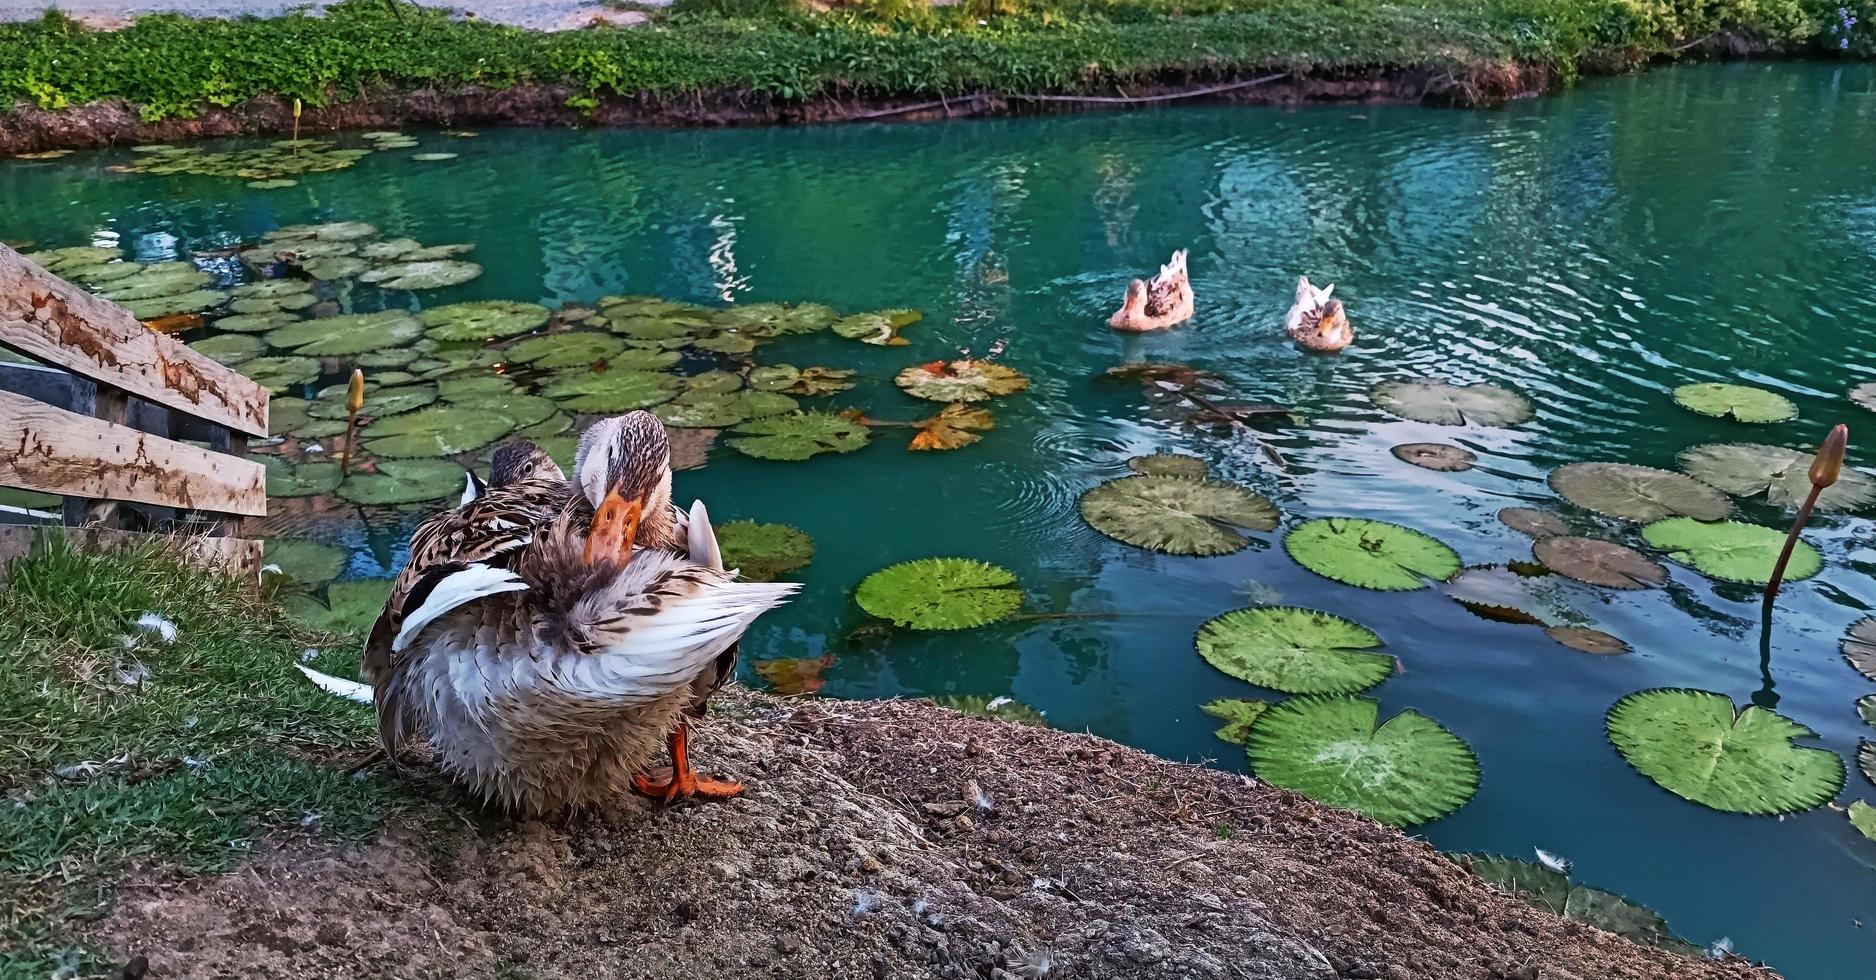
[293,98,303,120]
[347,368,365,415]
[1811,424,1847,489]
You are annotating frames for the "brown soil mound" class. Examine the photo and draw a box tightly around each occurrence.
[95,690,1773,980]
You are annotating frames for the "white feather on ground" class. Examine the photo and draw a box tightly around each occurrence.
[1534,848,1572,875]
[135,612,178,644]
[297,664,376,704]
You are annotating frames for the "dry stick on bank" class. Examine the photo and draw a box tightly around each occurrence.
[1762,422,1847,615]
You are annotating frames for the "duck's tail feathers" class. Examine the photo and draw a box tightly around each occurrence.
[567,579,799,704]
[687,499,724,573]
[297,664,375,704]
[391,563,530,653]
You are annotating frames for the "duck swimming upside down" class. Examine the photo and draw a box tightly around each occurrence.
[1285,275,1352,352]
[362,412,795,814]
[1110,249,1195,332]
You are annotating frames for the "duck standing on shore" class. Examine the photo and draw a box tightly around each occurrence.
[1110,249,1195,332]
[361,413,795,814]
[1285,275,1352,352]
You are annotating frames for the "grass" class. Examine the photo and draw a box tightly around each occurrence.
[0,537,405,977]
[0,0,1860,123]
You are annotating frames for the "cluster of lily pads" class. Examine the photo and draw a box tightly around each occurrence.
[102,131,471,189]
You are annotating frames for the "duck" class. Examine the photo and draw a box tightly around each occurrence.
[1109,249,1194,332]
[1285,275,1352,352]
[361,413,795,814]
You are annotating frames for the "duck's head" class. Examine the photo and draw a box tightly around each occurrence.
[489,439,566,488]
[573,411,672,566]
[1317,298,1348,338]
[1121,278,1148,311]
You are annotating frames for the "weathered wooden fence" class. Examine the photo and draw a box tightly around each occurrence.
[0,242,269,574]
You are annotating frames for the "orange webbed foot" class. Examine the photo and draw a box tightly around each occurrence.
[631,766,744,803]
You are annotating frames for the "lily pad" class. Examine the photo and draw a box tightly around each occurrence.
[1080,475,1278,557]
[1499,507,1568,539]
[1862,741,1875,788]
[191,333,263,366]
[1533,536,1667,590]
[360,259,482,290]
[1857,693,1875,728]
[232,282,314,306]
[262,455,344,498]
[263,538,346,585]
[1845,617,1876,682]
[1549,463,1731,522]
[420,301,551,342]
[1640,517,1820,585]
[273,221,378,242]
[301,256,369,281]
[1372,379,1533,427]
[1850,801,1876,841]
[504,332,624,368]
[25,246,120,273]
[786,367,857,397]
[1672,383,1797,423]
[854,557,1023,631]
[361,405,516,457]
[1678,442,1876,512]
[833,308,922,346]
[716,521,814,582]
[895,360,1030,403]
[1196,606,1392,695]
[243,356,322,393]
[653,390,797,429]
[214,311,300,333]
[728,412,870,462]
[1547,625,1631,655]
[717,302,838,337]
[336,459,469,505]
[1391,443,1476,472]
[910,404,996,451]
[1456,856,1696,952]
[933,695,1047,727]
[1201,699,1269,744]
[265,311,423,356]
[1127,453,1207,479]
[1246,695,1480,827]
[541,370,681,413]
[683,370,744,395]
[1606,688,1844,815]
[308,383,437,420]
[1284,518,1461,590]
[285,580,394,635]
[122,289,227,320]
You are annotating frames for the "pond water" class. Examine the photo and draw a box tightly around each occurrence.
[5,61,1876,979]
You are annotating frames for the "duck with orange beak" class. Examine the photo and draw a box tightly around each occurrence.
[1285,276,1353,352]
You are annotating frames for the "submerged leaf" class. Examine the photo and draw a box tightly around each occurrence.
[1284,518,1460,591]
[895,359,1030,403]
[1533,536,1667,590]
[854,557,1023,631]
[1127,453,1207,479]
[1606,689,1844,815]
[1851,619,1876,682]
[1196,607,1392,695]
[1672,383,1796,423]
[715,521,814,582]
[286,580,394,635]
[1246,695,1480,827]
[910,404,996,451]
[1678,442,1876,512]
[263,538,346,585]
[1550,463,1731,522]
[263,456,343,498]
[1498,507,1569,539]
[1080,475,1278,556]
[728,412,870,461]
[1372,379,1533,427]
[1640,517,1820,585]
[1201,698,1269,744]
[1390,443,1476,472]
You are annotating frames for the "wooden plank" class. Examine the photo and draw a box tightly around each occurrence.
[0,243,268,437]
[0,389,266,517]
[208,426,253,539]
[0,524,261,582]
[63,383,130,528]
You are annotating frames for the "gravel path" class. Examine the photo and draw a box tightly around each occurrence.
[0,0,662,30]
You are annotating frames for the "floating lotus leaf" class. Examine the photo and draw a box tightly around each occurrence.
[25,246,121,272]
[1672,383,1797,423]
[96,263,210,301]
[789,367,859,397]
[421,300,551,341]
[1201,699,1268,744]
[1499,507,1568,539]
[1547,626,1630,655]
[910,404,995,451]
[336,459,470,505]
[831,308,923,346]
[1196,607,1392,695]
[191,333,263,366]
[412,152,458,162]
[684,370,744,394]
[1080,475,1277,556]
[1641,517,1820,585]
[1440,563,1580,627]
[70,261,145,284]
[1533,536,1667,589]
[1127,453,1207,479]
[854,557,1023,630]
[717,301,838,337]
[1456,855,1697,953]
[1858,693,1876,728]
[301,256,370,281]
[308,383,437,420]
[747,365,799,391]
[715,521,814,582]
[285,580,394,635]
[1285,518,1460,590]
[1246,696,1479,827]
[13,149,71,160]
[214,311,300,333]
[360,259,483,290]
[122,289,226,320]
[1372,379,1533,427]
[1550,462,1731,522]
[357,348,421,369]
[896,359,1029,403]
[359,238,422,261]
[693,332,757,355]
[1861,741,1875,788]
[728,412,870,461]
[263,538,346,584]
[273,221,378,242]
[1846,617,1876,681]
[266,311,423,356]
[361,405,516,457]
[659,390,798,428]
[269,241,360,263]
[1453,855,1570,915]
[437,374,519,400]
[268,399,310,437]
[1391,443,1476,472]
[504,332,624,369]
[1606,688,1844,815]
[933,695,1048,726]
[418,348,506,379]
[1677,442,1876,512]
[242,356,322,393]
[606,316,695,342]
[541,370,681,413]
[606,348,683,372]
[230,290,317,314]
[1851,801,1876,841]
[518,414,574,439]
[753,655,835,697]
[262,456,343,498]
[449,392,558,429]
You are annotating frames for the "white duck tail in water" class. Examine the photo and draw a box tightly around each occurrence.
[361,413,797,814]
[1285,275,1352,352]
[1110,248,1195,332]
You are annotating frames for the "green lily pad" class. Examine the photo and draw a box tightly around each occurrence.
[262,455,344,498]
[1453,855,1570,915]
[360,259,482,290]
[715,521,814,582]
[684,370,745,394]
[605,316,695,342]
[96,264,211,301]
[1850,801,1876,841]
[1246,695,1480,827]
[1079,475,1277,556]
[263,538,346,585]
[25,246,121,273]
[717,301,839,337]
[357,348,421,369]
[540,370,681,413]
[272,221,378,242]
[302,256,370,281]
[214,311,301,333]
[1846,617,1876,682]
[265,311,423,356]
[1857,693,1875,728]
[336,459,469,505]
[243,356,321,393]
[728,412,870,461]
[285,579,394,635]
[504,332,625,369]
[122,289,227,320]
[436,374,518,400]
[190,333,263,366]
[854,557,1023,631]
[1201,699,1269,744]
[1284,518,1461,590]
[1640,517,1820,585]
[268,399,310,437]
[420,300,551,341]
[1605,688,1844,815]
[602,348,683,372]
[1196,606,1392,695]
[832,308,923,346]
[693,332,757,355]
[933,695,1047,727]
[1372,379,1533,427]
[231,278,314,300]
[361,405,516,457]
[747,365,801,391]
[1127,453,1208,479]
[1678,442,1876,512]
[1862,741,1875,788]
[654,390,797,428]
[1532,536,1667,589]
[896,359,1029,403]
[1455,856,1698,953]
[1672,383,1797,423]
[308,383,437,420]
[770,366,855,397]
[1550,463,1731,522]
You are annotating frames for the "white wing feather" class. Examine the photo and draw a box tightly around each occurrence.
[556,578,797,703]
[687,499,724,573]
[297,664,375,704]
[392,564,529,653]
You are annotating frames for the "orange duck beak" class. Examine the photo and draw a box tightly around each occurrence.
[584,491,643,566]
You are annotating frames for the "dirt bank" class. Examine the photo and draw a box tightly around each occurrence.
[0,63,1558,156]
[91,688,1769,980]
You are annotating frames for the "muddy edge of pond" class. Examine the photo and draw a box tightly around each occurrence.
[92,689,1770,980]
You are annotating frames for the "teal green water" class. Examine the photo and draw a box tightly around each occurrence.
[6,61,1876,978]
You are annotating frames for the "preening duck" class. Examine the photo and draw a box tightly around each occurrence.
[362,413,794,814]
[1110,249,1194,332]
[1285,275,1352,352]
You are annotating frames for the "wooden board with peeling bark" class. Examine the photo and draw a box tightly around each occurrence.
[0,243,268,436]
[0,390,266,517]
[0,525,260,580]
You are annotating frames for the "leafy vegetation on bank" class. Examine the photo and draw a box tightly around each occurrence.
[0,0,1857,121]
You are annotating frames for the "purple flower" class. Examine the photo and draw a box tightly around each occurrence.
[1843,36,1852,48]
